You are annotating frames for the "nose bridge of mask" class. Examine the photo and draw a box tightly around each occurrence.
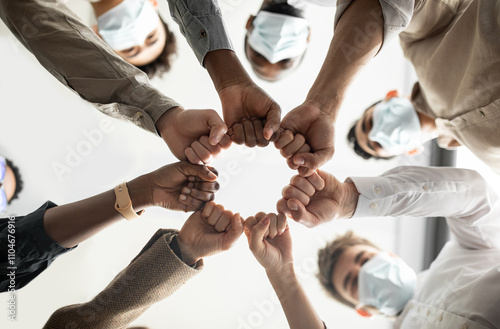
[0,186,7,212]
[248,11,309,64]
[0,157,6,182]
[97,0,159,50]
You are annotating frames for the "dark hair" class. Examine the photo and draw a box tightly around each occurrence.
[317,231,380,308]
[347,100,393,160]
[4,158,23,204]
[136,16,177,79]
[261,3,305,18]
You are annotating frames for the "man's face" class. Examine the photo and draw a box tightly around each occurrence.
[113,17,166,67]
[1,164,17,203]
[245,15,306,81]
[331,244,381,306]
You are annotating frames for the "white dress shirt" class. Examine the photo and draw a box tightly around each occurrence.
[349,166,500,329]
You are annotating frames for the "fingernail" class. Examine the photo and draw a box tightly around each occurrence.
[262,216,270,224]
[207,171,217,179]
[265,128,273,139]
[179,195,187,201]
[183,188,191,194]
[188,176,195,182]
[289,202,298,211]
[294,158,305,165]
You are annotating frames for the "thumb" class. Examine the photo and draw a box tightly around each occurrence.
[205,110,228,145]
[224,213,244,249]
[293,149,333,174]
[287,199,315,228]
[180,162,218,181]
[249,216,270,253]
[263,103,282,141]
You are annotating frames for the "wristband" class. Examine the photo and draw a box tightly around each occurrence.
[114,182,145,221]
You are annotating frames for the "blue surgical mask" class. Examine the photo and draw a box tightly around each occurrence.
[97,0,159,50]
[0,157,8,213]
[369,98,421,154]
[358,252,417,317]
[248,11,309,64]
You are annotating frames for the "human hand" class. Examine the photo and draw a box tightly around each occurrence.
[274,129,312,170]
[146,161,220,212]
[279,101,335,176]
[219,81,281,147]
[156,107,230,162]
[177,202,244,265]
[277,170,359,227]
[244,212,292,273]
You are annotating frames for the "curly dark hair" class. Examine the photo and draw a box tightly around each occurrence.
[4,158,23,204]
[317,231,380,308]
[136,16,177,78]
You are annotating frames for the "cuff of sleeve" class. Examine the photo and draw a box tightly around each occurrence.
[346,176,394,218]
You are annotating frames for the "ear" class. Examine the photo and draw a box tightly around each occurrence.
[246,15,256,30]
[355,307,373,318]
[147,0,159,10]
[385,90,399,101]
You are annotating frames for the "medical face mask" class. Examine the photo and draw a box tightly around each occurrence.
[368,98,422,154]
[0,157,8,212]
[358,252,417,317]
[248,11,309,64]
[97,0,159,50]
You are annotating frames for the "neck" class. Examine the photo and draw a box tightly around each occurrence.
[91,0,125,18]
[416,111,437,133]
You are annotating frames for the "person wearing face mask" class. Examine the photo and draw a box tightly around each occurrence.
[347,90,440,160]
[0,157,24,214]
[273,165,500,328]
[273,0,500,179]
[90,0,177,78]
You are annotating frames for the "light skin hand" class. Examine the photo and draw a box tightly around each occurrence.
[279,101,335,177]
[146,161,219,212]
[184,134,232,165]
[155,106,228,162]
[204,50,281,147]
[177,201,244,265]
[277,169,359,227]
[244,212,292,273]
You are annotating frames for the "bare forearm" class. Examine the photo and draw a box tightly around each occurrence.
[204,50,251,93]
[267,265,324,329]
[306,0,384,117]
[43,174,151,248]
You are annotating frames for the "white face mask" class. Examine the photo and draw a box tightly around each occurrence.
[97,0,159,50]
[358,252,417,317]
[369,98,422,154]
[248,11,309,64]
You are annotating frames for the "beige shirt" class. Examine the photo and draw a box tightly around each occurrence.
[400,0,500,172]
[0,0,180,135]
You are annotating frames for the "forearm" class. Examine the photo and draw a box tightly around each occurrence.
[43,175,151,248]
[267,265,324,329]
[306,0,384,117]
[204,50,251,93]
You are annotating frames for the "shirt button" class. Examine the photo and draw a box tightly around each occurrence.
[423,184,430,191]
[370,202,378,209]
[200,30,207,38]
[135,112,143,119]
[438,314,443,322]
[374,187,382,194]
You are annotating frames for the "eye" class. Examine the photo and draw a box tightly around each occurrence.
[147,31,156,39]
[123,47,135,53]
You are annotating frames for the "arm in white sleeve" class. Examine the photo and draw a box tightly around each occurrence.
[0,0,181,135]
[334,0,415,51]
[166,0,234,65]
[348,166,500,250]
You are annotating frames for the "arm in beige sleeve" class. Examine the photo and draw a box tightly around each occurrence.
[0,0,181,135]
[43,229,203,329]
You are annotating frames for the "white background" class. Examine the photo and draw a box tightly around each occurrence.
[0,0,483,328]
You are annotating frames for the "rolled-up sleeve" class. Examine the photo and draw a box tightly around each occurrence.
[334,0,415,50]
[167,0,234,65]
[0,0,181,135]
